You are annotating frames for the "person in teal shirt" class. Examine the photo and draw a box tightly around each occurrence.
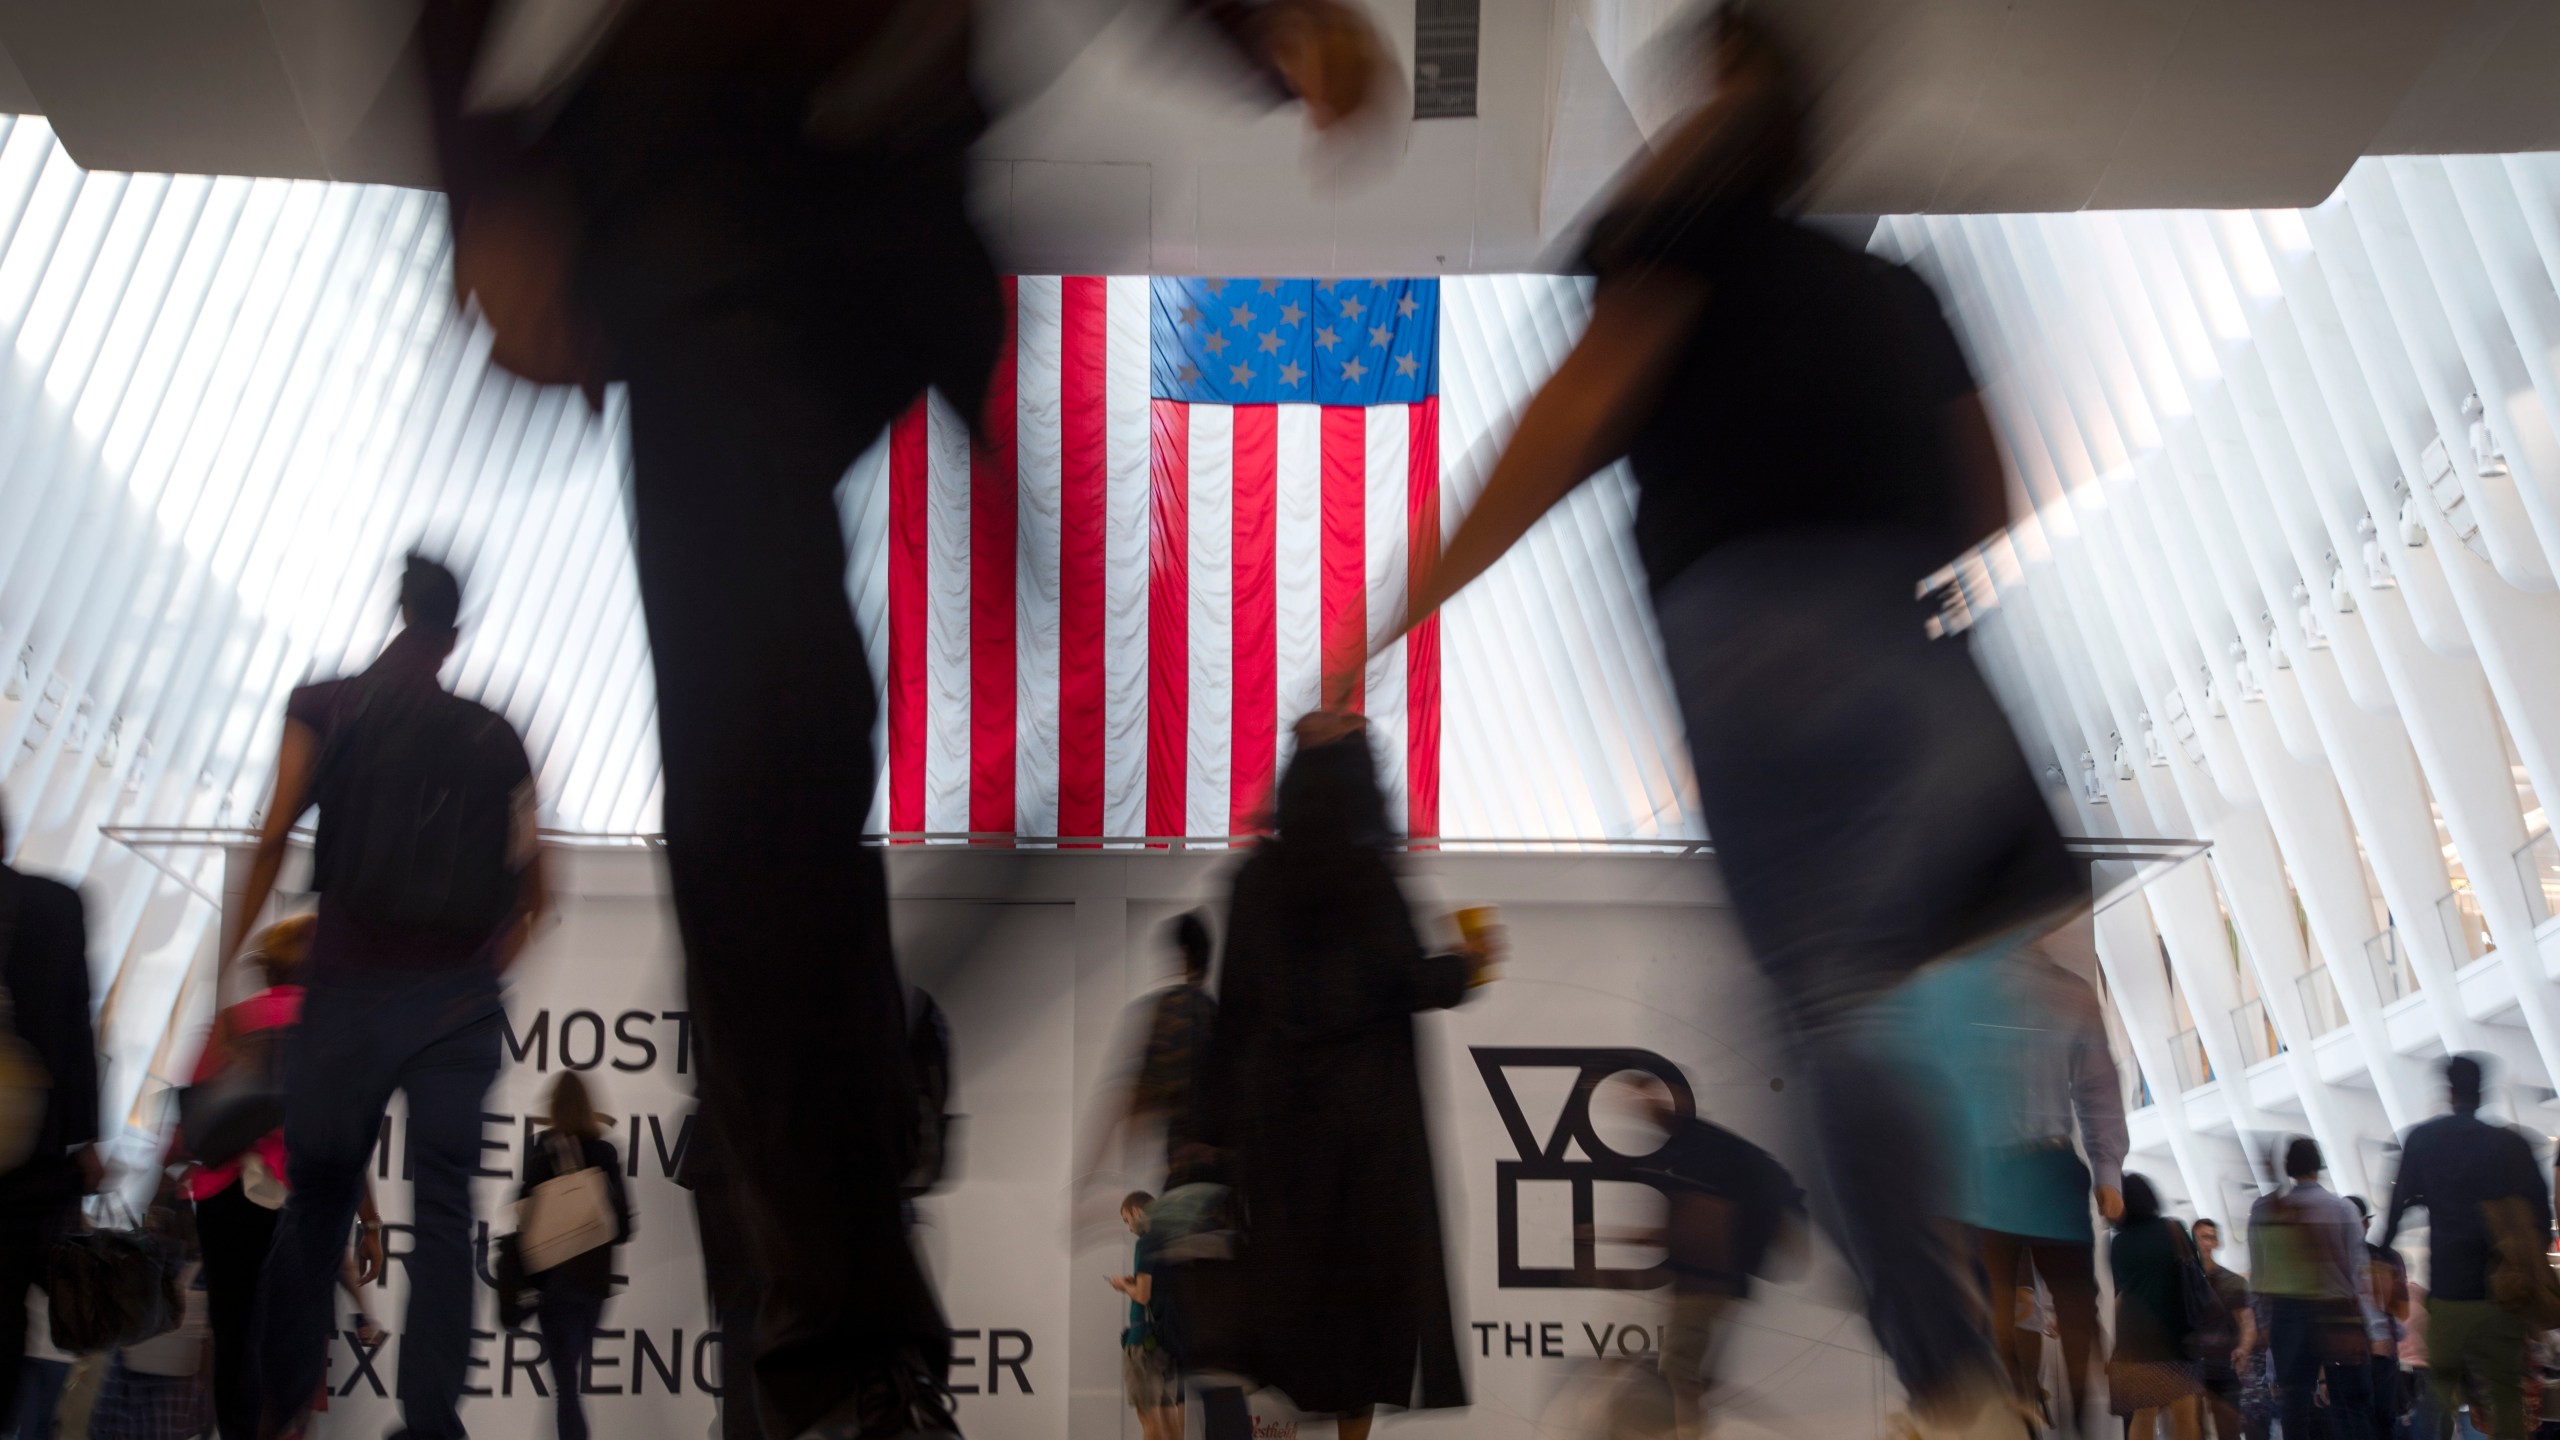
[1110,1193,1182,1440]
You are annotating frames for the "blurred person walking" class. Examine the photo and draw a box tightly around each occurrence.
[1200,714,1493,1440]
[1617,1077,1804,1438]
[522,1072,635,1440]
[0,802,104,1428]
[1379,13,2083,1436]
[2349,1195,2411,1440]
[1084,913,1222,1191]
[2191,1219,2256,1440]
[173,914,389,1440]
[415,4,1393,1435]
[2250,1138,2372,1440]
[2381,1055,2551,1440]
[2107,1176,2205,1440]
[231,554,546,1440]
[1901,937,2126,1433]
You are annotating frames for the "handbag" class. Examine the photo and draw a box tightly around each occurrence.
[2485,1195,2560,1330]
[0,874,53,1174]
[174,1018,285,1169]
[46,1196,182,1353]
[515,1132,614,1275]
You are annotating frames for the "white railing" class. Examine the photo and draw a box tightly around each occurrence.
[2520,829,2560,928]
[2169,1028,2213,1090]
[2295,967,2350,1037]
[2231,998,2281,1065]
[2364,926,2421,1002]
[2436,888,2493,963]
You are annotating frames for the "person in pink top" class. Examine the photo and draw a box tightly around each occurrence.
[175,916,385,1440]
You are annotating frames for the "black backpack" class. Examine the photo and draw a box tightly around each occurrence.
[311,678,523,939]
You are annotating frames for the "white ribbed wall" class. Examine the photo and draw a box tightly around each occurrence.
[1877,159,2560,1233]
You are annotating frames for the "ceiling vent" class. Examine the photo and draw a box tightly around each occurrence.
[1413,0,1479,119]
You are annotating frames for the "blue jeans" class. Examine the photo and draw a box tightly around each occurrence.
[1653,532,2079,1407]
[256,962,503,1439]
[537,1291,607,1440]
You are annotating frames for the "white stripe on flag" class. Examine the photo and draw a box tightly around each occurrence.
[1185,404,1235,840]
[1104,276,1152,839]
[1014,276,1064,836]
[846,429,892,835]
[1364,402,1409,829]
[1274,403,1322,782]
[924,390,973,834]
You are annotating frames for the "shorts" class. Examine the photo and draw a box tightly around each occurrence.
[1123,1344,1181,1409]
[1660,1291,1735,1387]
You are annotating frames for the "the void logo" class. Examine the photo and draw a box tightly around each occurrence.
[1472,1047,1694,1290]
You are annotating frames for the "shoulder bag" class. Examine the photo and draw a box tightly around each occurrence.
[516,1132,615,1274]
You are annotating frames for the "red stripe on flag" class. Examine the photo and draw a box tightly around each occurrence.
[970,277,1019,838]
[1320,407,1367,713]
[1406,397,1441,843]
[1058,278,1109,843]
[1148,400,1190,844]
[1230,405,1278,834]
[887,398,929,839]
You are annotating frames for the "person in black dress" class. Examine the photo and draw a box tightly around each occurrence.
[1201,714,1493,1440]
[1379,13,2080,1438]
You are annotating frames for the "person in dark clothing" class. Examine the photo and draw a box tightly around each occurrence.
[2382,1054,2550,1440]
[233,554,546,1440]
[413,6,1389,1437]
[0,802,103,1430]
[2347,1195,2410,1440]
[2108,1175,2204,1439]
[1201,713,1492,1440]
[1616,1077,1803,1437]
[1084,912,1222,1193]
[678,1116,767,1440]
[2190,1219,2257,1440]
[1379,16,2079,1437]
[522,1072,636,1440]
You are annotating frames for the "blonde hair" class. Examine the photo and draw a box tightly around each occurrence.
[547,1071,603,1141]
[244,913,318,989]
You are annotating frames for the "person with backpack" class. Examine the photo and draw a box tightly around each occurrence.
[2381,1055,2552,1440]
[229,553,546,1440]
[521,1073,634,1440]
[2107,1175,2206,1439]
[172,913,390,1440]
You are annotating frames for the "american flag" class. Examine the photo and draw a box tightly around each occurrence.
[881,276,1441,842]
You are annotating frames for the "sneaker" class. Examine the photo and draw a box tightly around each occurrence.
[794,1360,961,1440]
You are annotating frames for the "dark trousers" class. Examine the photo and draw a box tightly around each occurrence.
[2370,1355,2399,1440]
[1980,1230,2100,1426]
[0,1194,73,1426]
[537,1290,607,1440]
[1655,535,2081,1406]
[2267,1297,2369,1440]
[690,1154,767,1440]
[256,964,503,1439]
[555,83,998,1440]
[198,1181,282,1440]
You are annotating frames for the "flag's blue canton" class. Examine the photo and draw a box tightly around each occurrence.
[1151,278,1438,405]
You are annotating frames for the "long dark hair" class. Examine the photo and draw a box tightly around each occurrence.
[2119,1172,2163,1227]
